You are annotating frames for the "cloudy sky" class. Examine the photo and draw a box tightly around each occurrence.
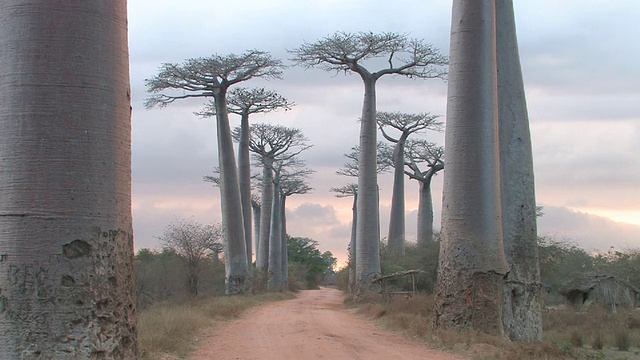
[127,0,640,266]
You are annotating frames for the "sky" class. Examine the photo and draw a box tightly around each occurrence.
[127,0,640,267]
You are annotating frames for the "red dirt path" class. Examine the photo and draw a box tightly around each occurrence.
[190,287,467,360]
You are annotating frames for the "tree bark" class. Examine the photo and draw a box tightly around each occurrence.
[0,1,137,357]
[257,160,274,290]
[416,180,434,245]
[496,0,542,342]
[213,91,250,295]
[355,75,381,292]
[237,112,253,268]
[267,172,283,291]
[251,200,261,266]
[280,195,289,290]
[348,194,357,292]
[387,134,409,255]
[434,0,509,337]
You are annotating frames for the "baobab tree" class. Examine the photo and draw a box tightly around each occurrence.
[159,219,222,296]
[198,88,294,268]
[241,123,311,289]
[145,50,284,294]
[333,143,391,292]
[377,111,442,255]
[404,140,444,245]
[0,1,136,357]
[290,32,447,291]
[434,0,541,341]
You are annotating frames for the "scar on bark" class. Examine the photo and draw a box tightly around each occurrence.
[63,240,92,259]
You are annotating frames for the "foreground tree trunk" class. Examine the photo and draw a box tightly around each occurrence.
[251,198,261,265]
[355,77,381,292]
[496,0,542,342]
[0,1,137,357]
[434,0,509,336]
[280,195,289,290]
[213,91,250,294]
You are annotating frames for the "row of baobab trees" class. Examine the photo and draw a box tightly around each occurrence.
[0,0,541,358]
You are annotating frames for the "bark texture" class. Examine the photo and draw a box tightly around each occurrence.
[280,195,289,290]
[416,181,434,245]
[434,0,541,341]
[257,161,274,289]
[434,0,509,336]
[496,0,542,342]
[386,136,408,255]
[0,1,137,357]
[251,199,261,265]
[348,194,357,292]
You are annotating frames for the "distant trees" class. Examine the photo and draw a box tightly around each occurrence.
[198,88,294,268]
[287,237,337,289]
[146,50,285,294]
[158,219,222,296]
[0,1,136,357]
[291,31,447,292]
[404,140,445,245]
[377,111,442,255]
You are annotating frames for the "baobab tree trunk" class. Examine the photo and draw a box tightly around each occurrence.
[355,76,381,292]
[252,200,261,266]
[434,0,509,337]
[257,160,274,290]
[387,135,408,255]
[237,112,253,268]
[280,195,289,290]
[267,174,283,291]
[496,0,542,342]
[348,194,357,292]
[416,180,434,245]
[0,1,137,357]
[213,90,250,294]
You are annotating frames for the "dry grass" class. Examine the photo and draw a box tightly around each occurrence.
[346,293,640,360]
[138,292,294,360]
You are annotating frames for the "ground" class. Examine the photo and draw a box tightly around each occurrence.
[190,287,465,360]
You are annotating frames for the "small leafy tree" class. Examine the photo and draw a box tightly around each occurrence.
[157,219,222,296]
[287,236,336,289]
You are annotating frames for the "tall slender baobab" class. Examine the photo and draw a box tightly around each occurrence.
[377,111,442,255]
[434,0,541,341]
[241,123,311,290]
[497,0,542,342]
[145,50,284,294]
[0,1,137,357]
[290,32,447,292]
[198,87,294,268]
[404,140,444,245]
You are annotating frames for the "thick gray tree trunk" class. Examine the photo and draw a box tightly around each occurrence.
[280,195,289,290]
[496,0,542,342]
[257,161,274,289]
[434,0,510,336]
[348,194,357,292]
[267,173,283,291]
[251,200,261,266]
[355,76,381,292]
[0,1,137,357]
[213,91,250,294]
[237,112,253,268]
[387,135,409,255]
[416,180,434,245]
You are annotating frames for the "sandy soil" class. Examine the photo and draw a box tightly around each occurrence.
[190,287,466,360]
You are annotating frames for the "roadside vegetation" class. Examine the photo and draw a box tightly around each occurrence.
[338,236,640,359]
[135,226,335,359]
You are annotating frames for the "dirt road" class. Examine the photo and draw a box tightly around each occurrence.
[191,287,466,360]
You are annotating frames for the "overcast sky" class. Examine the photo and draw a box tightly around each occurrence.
[127,0,640,266]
